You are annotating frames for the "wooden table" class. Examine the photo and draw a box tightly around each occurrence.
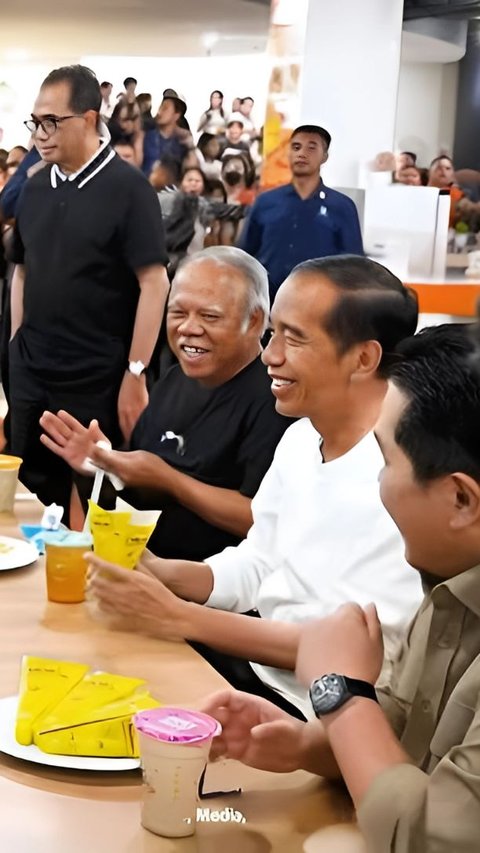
[0,497,362,853]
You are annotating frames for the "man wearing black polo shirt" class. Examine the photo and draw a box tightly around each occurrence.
[239,124,364,303]
[9,65,169,519]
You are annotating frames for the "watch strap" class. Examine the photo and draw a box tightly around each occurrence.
[343,676,378,703]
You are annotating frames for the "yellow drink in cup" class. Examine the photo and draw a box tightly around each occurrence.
[0,455,22,512]
[45,533,92,603]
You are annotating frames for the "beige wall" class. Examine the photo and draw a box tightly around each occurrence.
[395,61,459,167]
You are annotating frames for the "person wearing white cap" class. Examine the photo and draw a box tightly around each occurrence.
[217,114,251,158]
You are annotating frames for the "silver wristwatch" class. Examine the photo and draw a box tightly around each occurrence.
[309,673,378,717]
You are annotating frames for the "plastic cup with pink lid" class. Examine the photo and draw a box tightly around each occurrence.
[133,706,221,837]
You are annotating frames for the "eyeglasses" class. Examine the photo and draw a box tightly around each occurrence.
[23,115,85,135]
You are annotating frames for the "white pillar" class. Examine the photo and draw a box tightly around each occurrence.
[300,0,404,188]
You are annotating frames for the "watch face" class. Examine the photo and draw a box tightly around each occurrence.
[310,674,348,714]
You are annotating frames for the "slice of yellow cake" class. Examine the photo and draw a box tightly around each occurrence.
[34,690,160,756]
[15,656,90,746]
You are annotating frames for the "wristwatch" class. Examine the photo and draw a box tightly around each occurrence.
[309,673,378,717]
[127,360,146,377]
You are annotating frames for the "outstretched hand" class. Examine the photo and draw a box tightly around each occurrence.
[39,410,108,474]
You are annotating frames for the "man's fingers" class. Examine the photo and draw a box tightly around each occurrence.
[56,409,85,432]
[199,689,246,717]
[39,433,67,455]
[364,602,383,644]
[118,411,134,443]
[39,413,71,445]
[84,553,129,580]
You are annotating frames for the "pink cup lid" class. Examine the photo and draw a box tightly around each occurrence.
[133,707,221,743]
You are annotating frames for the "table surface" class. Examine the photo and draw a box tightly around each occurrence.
[0,496,364,853]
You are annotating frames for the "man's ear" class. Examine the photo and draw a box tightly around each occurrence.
[350,340,382,379]
[449,473,480,529]
[246,307,265,336]
[322,148,329,165]
[84,109,99,132]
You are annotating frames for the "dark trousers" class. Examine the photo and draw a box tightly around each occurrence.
[9,340,124,524]
[190,640,307,721]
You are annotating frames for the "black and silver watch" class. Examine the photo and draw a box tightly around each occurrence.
[309,673,378,717]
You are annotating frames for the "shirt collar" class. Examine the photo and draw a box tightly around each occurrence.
[288,178,326,200]
[427,564,480,619]
[50,125,115,190]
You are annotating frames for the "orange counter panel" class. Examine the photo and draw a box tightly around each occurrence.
[407,283,480,316]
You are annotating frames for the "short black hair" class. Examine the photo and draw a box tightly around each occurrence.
[387,323,480,483]
[41,65,101,113]
[292,255,418,377]
[206,178,227,202]
[291,124,331,150]
[123,77,137,88]
[100,81,112,89]
[401,151,417,164]
[197,132,219,157]
[430,154,453,168]
[241,96,254,103]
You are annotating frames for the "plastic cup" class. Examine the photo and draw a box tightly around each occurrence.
[44,534,92,603]
[0,455,22,512]
[133,707,221,838]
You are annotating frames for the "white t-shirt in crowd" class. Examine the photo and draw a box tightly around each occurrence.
[206,418,423,717]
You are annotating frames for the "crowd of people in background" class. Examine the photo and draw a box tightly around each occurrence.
[3,73,480,274]
[393,148,480,233]
[0,79,264,277]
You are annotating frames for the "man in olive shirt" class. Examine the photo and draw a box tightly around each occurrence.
[200,323,480,853]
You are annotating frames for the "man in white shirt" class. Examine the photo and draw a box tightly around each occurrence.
[87,255,423,719]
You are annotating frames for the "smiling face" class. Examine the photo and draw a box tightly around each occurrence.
[376,382,470,576]
[166,258,261,386]
[262,273,356,424]
[288,132,327,179]
[226,121,243,143]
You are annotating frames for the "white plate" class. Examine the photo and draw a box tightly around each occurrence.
[0,696,140,771]
[0,536,38,571]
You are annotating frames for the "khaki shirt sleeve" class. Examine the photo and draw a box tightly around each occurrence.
[357,699,480,853]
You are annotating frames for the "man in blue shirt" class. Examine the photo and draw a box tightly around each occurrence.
[239,124,364,302]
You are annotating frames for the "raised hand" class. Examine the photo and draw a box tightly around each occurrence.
[39,410,108,474]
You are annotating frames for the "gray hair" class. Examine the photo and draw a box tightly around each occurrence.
[179,246,270,334]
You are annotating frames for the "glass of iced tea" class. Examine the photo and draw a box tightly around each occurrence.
[45,534,92,603]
